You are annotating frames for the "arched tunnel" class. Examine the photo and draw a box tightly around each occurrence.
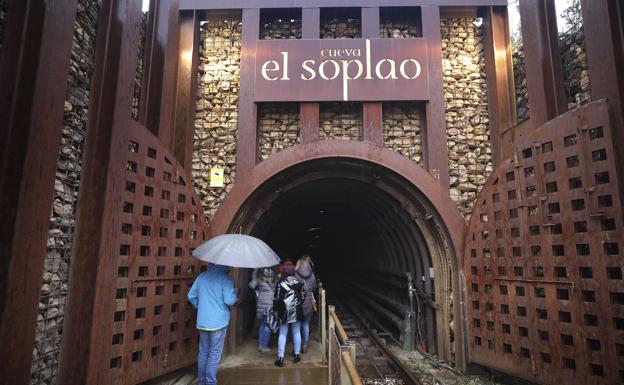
[223,157,464,365]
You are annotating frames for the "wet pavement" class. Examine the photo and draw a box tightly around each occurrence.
[218,367,327,385]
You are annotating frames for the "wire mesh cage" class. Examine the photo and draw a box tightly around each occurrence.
[320,8,361,39]
[193,17,242,222]
[319,102,362,140]
[257,103,300,161]
[260,8,302,40]
[379,7,422,38]
[132,11,149,121]
[382,102,423,165]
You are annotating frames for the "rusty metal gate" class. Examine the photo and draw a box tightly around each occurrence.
[108,121,205,384]
[465,100,624,385]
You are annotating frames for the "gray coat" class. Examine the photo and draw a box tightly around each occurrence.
[296,266,317,316]
[249,275,276,319]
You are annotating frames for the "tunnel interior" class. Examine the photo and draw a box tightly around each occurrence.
[229,158,459,358]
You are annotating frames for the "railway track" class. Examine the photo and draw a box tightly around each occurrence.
[330,295,422,385]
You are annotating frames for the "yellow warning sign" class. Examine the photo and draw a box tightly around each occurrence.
[210,167,224,187]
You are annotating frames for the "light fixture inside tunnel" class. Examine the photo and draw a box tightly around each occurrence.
[306,226,322,232]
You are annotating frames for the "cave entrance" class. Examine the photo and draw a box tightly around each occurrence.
[226,157,462,365]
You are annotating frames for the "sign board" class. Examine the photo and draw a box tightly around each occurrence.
[255,38,429,102]
[210,167,224,187]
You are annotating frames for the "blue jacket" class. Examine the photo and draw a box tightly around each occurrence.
[187,265,237,330]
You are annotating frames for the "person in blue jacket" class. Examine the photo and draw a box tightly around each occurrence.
[188,264,237,385]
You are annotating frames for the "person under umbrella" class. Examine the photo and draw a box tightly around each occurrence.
[189,234,280,384]
[188,264,237,385]
[273,260,306,367]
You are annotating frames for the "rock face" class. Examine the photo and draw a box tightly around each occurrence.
[30,1,101,384]
[320,102,362,140]
[193,20,241,223]
[258,103,300,160]
[383,102,423,165]
[441,18,492,217]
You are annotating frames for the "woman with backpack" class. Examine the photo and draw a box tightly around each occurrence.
[248,267,277,352]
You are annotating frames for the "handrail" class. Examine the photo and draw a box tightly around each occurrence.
[341,350,364,385]
[329,307,349,344]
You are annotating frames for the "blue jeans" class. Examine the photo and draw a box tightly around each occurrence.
[259,314,272,349]
[277,321,301,358]
[301,313,312,348]
[198,328,227,385]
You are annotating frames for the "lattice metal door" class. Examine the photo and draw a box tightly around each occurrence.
[465,100,624,385]
[108,121,206,384]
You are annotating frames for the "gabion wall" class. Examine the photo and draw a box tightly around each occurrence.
[193,19,241,222]
[379,8,420,38]
[382,102,423,165]
[512,45,530,123]
[258,103,300,161]
[132,11,148,120]
[319,102,362,140]
[261,17,301,40]
[560,26,591,109]
[441,17,492,217]
[321,14,360,39]
[0,0,7,55]
[512,22,591,123]
[30,1,101,383]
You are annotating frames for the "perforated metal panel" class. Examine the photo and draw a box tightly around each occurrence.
[109,122,205,384]
[465,100,624,385]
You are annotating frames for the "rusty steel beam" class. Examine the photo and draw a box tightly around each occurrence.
[236,8,260,177]
[300,8,321,144]
[140,0,180,148]
[421,5,450,189]
[482,6,516,166]
[173,10,201,173]
[362,7,383,147]
[57,0,142,383]
[0,1,77,383]
[519,0,566,128]
[581,0,624,200]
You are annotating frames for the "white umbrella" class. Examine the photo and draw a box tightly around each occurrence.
[191,234,280,268]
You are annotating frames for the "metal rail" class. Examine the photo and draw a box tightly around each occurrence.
[334,296,423,385]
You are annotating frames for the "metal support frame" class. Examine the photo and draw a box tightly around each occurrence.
[0,1,77,383]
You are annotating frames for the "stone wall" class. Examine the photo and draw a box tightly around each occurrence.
[560,26,590,109]
[258,103,300,161]
[321,17,360,39]
[193,19,241,222]
[512,45,530,122]
[0,0,7,55]
[261,18,302,40]
[132,11,148,120]
[382,102,423,165]
[30,1,101,384]
[319,102,362,140]
[441,18,492,217]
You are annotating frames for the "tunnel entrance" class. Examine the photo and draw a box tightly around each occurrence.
[223,157,464,366]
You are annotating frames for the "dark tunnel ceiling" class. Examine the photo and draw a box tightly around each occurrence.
[249,176,432,280]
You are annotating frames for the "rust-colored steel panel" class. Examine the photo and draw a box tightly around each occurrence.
[108,121,205,384]
[465,100,624,385]
[254,38,430,102]
[0,1,77,383]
